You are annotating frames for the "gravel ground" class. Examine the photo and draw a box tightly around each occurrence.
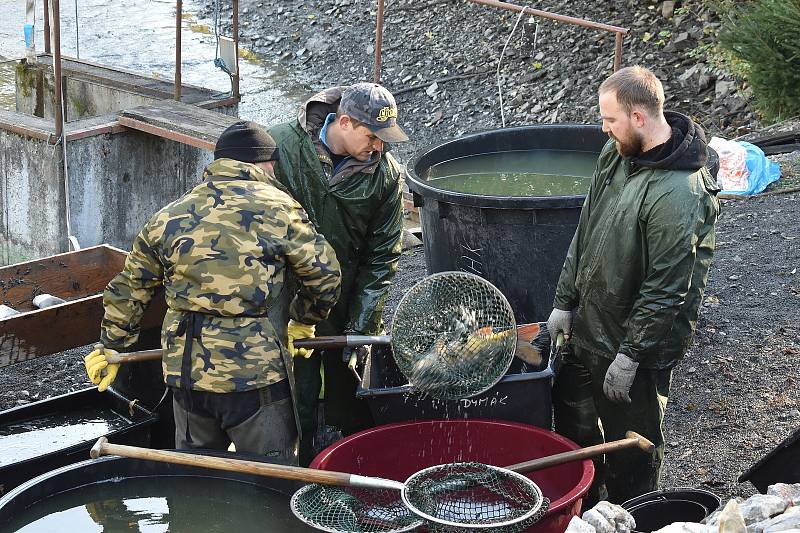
[199,0,759,164]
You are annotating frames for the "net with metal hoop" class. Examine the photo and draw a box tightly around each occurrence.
[391,272,517,400]
[290,463,548,533]
[402,462,549,533]
[290,485,422,533]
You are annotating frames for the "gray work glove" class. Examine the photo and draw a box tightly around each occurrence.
[547,308,574,340]
[603,353,639,404]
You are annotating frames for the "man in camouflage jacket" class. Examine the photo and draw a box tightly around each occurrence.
[269,82,409,465]
[84,122,341,463]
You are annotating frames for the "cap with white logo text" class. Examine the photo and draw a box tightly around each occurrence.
[339,82,409,143]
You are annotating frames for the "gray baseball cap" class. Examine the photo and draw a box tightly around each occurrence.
[339,82,409,143]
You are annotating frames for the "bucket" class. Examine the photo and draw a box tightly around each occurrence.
[408,125,607,324]
[621,488,721,532]
[310,419,594,532]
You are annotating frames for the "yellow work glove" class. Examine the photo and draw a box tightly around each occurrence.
[287,320,316,359]
[84,345,120,392]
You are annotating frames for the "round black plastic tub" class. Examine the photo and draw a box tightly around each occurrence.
[0,453,307,531]
[621,488,721,532]
[408,124,607,323]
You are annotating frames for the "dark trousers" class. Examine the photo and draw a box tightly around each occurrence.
[171,382,297,465]
[294,348,374,466]
[552,345,671,506]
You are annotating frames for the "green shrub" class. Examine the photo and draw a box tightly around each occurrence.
[717,0,800,122]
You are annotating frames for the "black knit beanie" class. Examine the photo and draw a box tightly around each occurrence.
[214,121,280,163]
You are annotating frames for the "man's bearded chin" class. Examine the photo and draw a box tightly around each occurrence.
[611,132,643,157]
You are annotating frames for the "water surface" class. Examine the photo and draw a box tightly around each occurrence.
[426,150,596,197]
[5,476,315,532]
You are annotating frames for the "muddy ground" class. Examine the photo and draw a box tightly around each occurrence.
[2,189,799,505]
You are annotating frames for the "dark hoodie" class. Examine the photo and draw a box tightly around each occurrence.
[633,111,719,177]
[553,111,721,369]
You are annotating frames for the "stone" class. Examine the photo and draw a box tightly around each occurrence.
[738,494,788,524]
[698,73,715,92]
[751,506,800,533]
[652,523,716,533]
[767,483,800,506]
[715,80,737,101]
[565,516,597,533]
[662,1,677,18]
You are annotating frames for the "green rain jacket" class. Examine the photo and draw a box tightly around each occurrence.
[268,87,405,336]
[100,159,342,392]
[554,112,720,369]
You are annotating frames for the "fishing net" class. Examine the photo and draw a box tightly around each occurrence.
[290,485,422,533]
[403,462,549,532]
[291,463,548,533]
[390,272,517,400]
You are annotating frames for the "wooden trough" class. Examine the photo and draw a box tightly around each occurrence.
[0,244,166,368]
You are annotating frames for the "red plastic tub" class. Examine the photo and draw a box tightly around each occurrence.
[311,419,594,532]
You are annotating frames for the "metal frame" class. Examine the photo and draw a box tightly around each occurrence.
[372,0,628,83]
[39,0,241,140]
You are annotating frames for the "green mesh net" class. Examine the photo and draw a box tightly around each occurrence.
[403,462,548,532]
[391,272,517,400]
[290,463,547,533]
[290,485,421,533]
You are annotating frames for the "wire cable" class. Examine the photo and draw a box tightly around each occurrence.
[496,7,529,128]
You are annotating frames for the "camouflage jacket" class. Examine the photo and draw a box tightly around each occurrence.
[100,159,341,392]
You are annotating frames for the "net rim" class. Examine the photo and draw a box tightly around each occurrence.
[390,271,518,400]
[289,484,424,533]
[400,462,545,530]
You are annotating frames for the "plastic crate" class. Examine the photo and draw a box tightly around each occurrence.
[0,387,158,497]
[357,341,557,429]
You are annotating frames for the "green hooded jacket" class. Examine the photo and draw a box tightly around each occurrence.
[554,112,721,369]
[268,87,404,336]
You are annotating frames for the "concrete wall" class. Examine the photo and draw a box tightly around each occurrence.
[16,68,160,122]
[67,130,212,251]
[0,131,67,265]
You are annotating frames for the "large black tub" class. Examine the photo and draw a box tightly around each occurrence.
[408,125,607,323]
[0,453,315,532]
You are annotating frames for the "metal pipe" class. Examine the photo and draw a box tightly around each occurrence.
[614,32,624,72]
[175,0,182,101]
[43,0,50,54]
[374,0,385,84]
[232,0,240,101]
[51,0,63,140]
[466,0,628,34]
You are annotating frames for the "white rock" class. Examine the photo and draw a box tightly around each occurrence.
[738,494,788,524]
[749,506,800,533]
[718,499,747,532]
[652,522,716,533]
[767,483,800,506]
[582,508,615,533]
[591,501,635,532]
[566,516,597,533]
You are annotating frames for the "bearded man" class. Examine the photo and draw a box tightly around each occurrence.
[546,66,720,505]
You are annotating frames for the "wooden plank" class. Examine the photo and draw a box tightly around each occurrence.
[0,109,54,142]
[36,54,216,104]
[0,245,114,311]
[65,112,125,141]
[119,100,239,148]
[0,245,167,367]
